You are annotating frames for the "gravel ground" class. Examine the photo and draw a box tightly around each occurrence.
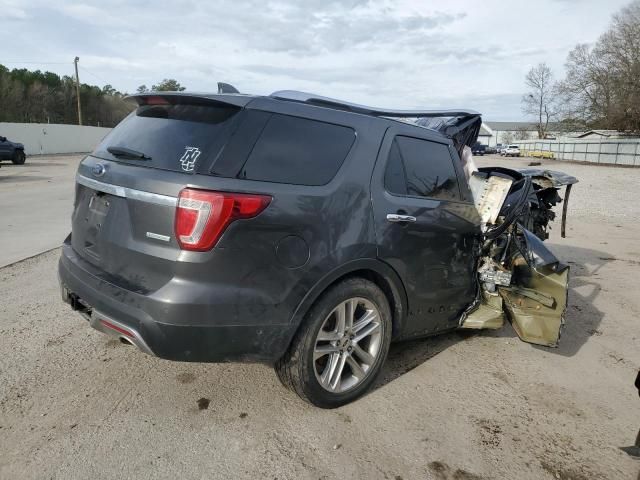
[0,155,639,479]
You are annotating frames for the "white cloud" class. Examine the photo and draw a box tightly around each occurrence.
[0,0,632,120]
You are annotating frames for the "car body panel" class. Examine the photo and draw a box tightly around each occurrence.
[370,122,482,338]
[498,229,569,347]
[500,264,568,347]
[60,96,391,362]
[58,90,576,364]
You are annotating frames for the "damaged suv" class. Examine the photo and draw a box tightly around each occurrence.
[58,89,576,408]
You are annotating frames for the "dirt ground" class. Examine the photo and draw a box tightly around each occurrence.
[0,154,639,479]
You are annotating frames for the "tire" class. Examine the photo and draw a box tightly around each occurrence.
[275,277,392,408]
[12,150,26,165]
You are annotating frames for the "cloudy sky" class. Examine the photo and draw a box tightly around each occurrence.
[0,0,631,120]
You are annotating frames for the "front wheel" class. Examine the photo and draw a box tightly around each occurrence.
[275,278,392,408]
[12,150,26,165]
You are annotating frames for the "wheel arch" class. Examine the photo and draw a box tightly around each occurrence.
[287,259,408,342]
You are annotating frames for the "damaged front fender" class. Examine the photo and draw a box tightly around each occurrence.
[460,164,575,347]
[499,231,569,346]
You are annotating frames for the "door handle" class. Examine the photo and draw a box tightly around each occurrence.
[386,213,417,223]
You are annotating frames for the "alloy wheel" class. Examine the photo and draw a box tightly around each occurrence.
[313,297,383,393]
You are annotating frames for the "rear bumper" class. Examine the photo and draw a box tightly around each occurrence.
[58,243,296,363]
[76,305,155,355]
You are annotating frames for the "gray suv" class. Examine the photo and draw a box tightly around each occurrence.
[58,90,576,407]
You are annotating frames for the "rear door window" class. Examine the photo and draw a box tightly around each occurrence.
[92,102,241,173]
[384,136,461,201]
[238,114,356,186]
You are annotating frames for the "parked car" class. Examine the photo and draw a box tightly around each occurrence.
[58,90,576,408]
[471,142,486,156]
[484,145,497,155]
[496,143,505,155]
[502,144,521,157]
[0,135,26,165]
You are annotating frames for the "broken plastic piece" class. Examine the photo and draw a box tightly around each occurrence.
[469,173,513,228]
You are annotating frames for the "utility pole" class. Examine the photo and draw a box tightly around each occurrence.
[74,56,82,126]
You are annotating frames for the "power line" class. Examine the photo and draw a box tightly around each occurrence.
[0,61,72,65]
[78,66,110,85]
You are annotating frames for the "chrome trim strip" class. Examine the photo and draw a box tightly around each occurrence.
[89,309,155,356]
[128,188,178,207]
[77,174,125,196]
[76,174,177,207]
[146,232,171,242]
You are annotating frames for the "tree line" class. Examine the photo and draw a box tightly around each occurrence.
[523,0,640,137]
[0,66,186,128]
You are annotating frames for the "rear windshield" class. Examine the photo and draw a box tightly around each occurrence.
[508,145,519,148]
[92,103,240,173]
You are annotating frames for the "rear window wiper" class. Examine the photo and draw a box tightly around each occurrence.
[107,146,151,160]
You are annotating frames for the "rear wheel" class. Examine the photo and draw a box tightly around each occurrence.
[12,150,25,165]
[275,278,392,408]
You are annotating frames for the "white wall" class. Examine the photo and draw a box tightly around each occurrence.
[0,123,112,156]
[516,138,640,166]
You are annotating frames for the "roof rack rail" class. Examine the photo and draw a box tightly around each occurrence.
[269,90,479,118]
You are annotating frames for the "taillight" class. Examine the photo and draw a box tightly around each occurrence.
[175,188,271,251]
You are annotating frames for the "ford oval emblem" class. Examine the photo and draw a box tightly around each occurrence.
[92,163,106,177]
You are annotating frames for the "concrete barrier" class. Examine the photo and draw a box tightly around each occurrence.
[0,123,112,156]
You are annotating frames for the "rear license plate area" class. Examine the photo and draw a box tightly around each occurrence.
[84,192,112,260]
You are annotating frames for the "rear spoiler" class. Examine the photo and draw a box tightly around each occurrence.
[271,90,482,151]
[127,91,253,108]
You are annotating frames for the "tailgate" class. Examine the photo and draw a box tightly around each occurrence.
[69,96,247,292]
[71,170,180,293]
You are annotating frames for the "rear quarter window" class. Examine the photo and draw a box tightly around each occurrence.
[238,114,356,186]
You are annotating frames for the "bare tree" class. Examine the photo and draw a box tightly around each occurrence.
[522,63,560,139]
[558,43,615,128]
[559,1,640,132]
[501,132,515,145]
[515,126,532,140]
